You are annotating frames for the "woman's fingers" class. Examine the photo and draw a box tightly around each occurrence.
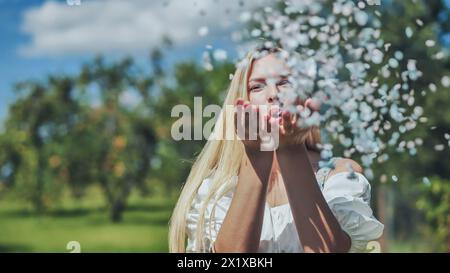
[235,99,260,141]
[234,99,246,139]
[294,105,304,128]
[304,98,321,112]
[247,102,261,140]
[236,99,313,141]
[281,111,292,135]
[304,96,333,115]
[267,116,279,135]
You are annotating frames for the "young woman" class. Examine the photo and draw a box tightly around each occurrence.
[168,47,384,253]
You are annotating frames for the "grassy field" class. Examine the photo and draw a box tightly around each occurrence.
[0,187,176,253]
[0,186,433,253]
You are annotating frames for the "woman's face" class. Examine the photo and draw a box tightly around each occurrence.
[247,53,293,108]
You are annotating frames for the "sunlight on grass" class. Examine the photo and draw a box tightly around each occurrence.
[0,186,176,252]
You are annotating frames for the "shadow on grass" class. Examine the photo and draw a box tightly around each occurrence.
[0,244,32,253]
[1,205,174,230]
[0,207,105,218]
[126,201,175,212]
[0,200,175,219]
[122,216,171,226]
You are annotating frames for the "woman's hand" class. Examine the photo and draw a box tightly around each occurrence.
[234,97,322,151]
[233,98,273,182]
[234,99,272,153]
[278,98,321,149]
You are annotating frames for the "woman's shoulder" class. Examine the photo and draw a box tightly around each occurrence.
[197,173,238,199]
[316,157,364,187]
[327,158,363,178]
[320,157,372,203]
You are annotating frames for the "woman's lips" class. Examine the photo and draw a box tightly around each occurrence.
[268,105,282,117]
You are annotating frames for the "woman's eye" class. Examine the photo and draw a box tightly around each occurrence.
[249,85,263,92]
[277,79,291,86]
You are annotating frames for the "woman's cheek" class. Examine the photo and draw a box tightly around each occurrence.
[249,93,267,106]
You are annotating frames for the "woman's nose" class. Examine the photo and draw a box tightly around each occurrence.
[268,96,278,104]
[267,84,279,104]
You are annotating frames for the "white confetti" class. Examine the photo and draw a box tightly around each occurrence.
[251,28,261,37]
[240,11,252,23]
[202,51,213,71]
[422,177,431,186]
[198,26,209,37]
[429,83,437,92]
[354,10,369,26]
[229,0,441,175]
[425,40,436,47]
[371,49,384,64]
[405,27,413,38]
[441,76,450,87]
[213,49,227,61]
[434,144,445,151]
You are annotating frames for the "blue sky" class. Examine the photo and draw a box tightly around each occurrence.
[0,0,48,124]
[0,0,251,127]
[0,1,98,123]
[1,0,449,129]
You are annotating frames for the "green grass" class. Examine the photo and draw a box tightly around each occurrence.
[0,187,437,253]
[0,187,176,253]
[387,239,433,253]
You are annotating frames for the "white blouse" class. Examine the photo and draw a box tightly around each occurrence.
[185,159,384,253]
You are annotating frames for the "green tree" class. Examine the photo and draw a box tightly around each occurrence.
[0,76,79,211]
[151,59,235,195]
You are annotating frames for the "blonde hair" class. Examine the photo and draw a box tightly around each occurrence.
[168,48,321,252]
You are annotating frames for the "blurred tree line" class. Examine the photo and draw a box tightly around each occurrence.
[0,43,234,222]
[372,0,450,252]
[0,0,448,251]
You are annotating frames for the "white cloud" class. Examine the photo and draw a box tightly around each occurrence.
[120,90,142,108]
[19,0,268,57]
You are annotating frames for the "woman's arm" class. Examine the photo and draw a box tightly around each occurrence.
[276,143,351,253]
[214,100,274,252]
[213,150,273,252]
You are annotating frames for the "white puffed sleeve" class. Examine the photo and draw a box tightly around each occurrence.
[322,172,384,252]
[185,177,234,252]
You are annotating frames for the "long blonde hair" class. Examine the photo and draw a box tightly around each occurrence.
[168,48,321,252]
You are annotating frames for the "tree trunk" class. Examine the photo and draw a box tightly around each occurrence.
[447,214,450,253]
[110,200,125,222]
[377,183,388,252]
[33,152,46,213]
